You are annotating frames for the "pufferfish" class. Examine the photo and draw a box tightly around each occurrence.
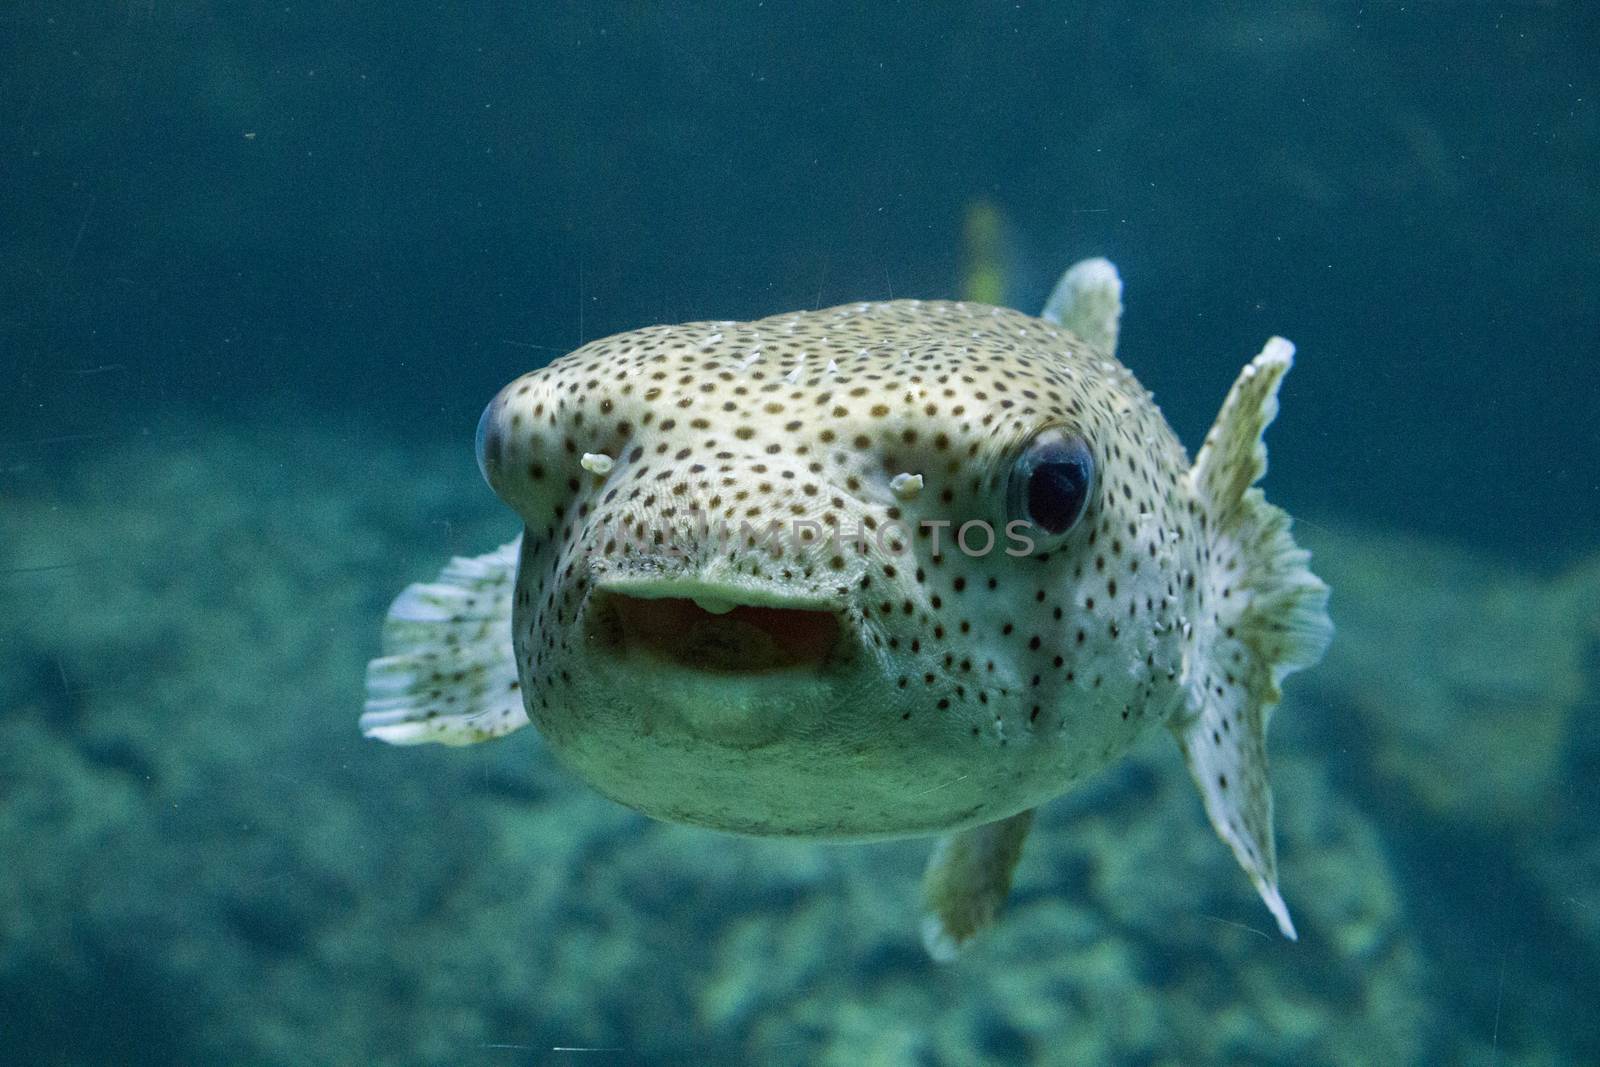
[361,258,1331,959]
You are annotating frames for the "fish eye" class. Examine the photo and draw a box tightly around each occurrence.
[1008,429,1095,539]
[475,398,497,487]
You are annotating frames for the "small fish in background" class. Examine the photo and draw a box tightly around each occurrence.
[360,257,1331,959]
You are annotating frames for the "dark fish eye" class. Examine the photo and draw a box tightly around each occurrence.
[1009,429,1095,537]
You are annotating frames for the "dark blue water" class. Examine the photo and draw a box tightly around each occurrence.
[3,4,1596,1064]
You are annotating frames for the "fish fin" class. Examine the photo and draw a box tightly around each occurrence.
[919,807,1036,961]
[360,536,530,746]
[1178,338,1331,940]
[1040,256,1123,356]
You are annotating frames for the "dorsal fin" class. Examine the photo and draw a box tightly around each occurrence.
[1040,257,1123,355]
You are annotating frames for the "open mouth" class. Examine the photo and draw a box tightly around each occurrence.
[591,590,842,673]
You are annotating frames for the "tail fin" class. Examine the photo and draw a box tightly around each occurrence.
[360,537,531,746]
[1176,338,1331,939]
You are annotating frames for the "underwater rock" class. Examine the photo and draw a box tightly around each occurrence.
[5,423,1596,1065]
[1300,526,1595,833]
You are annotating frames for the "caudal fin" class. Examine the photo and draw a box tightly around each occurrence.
[1176,338,1331,939]
[360,537,531,746]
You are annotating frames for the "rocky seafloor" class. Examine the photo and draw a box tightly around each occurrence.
[2,422,1596,1066]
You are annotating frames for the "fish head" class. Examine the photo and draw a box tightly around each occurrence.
[474,301,1193,838]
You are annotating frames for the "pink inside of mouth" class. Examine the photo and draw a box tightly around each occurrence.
[600,594,840,672]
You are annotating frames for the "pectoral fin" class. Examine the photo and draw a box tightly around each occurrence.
[1178,339,1332,939]
[360,537,530,746]
[919,807,1036,961]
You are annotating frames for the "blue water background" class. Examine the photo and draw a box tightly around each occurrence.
[2,3,1597,1064]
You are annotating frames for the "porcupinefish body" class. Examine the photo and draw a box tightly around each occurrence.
[361,259,1331,958]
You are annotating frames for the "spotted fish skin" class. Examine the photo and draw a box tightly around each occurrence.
[364,259,1331,957]
[474,299,1195,835]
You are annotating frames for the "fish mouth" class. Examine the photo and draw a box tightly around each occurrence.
[588,581,844,673]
